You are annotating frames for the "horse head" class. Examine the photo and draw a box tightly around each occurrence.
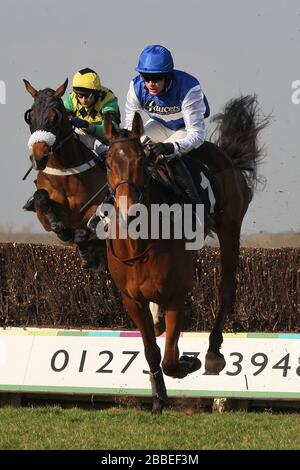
[104,112,147,219]
[24,79,69,170]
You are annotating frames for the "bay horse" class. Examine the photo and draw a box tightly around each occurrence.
[23,79,107,268]
[103,96,268,413]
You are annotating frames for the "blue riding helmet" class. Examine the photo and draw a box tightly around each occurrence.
[136,45,174,74]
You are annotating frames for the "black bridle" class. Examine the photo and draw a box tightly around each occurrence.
[23,92,75,177]
[24,106,72,152]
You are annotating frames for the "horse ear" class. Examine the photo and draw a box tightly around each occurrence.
[23,79,37,98]
[54,78,68,98]
[104,113,118,141]
[130,112,144,139]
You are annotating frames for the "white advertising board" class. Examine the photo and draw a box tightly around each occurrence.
[0,328,299,399]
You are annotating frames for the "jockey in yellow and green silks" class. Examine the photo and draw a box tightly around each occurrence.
[64,68,120,155]
[23,68,120,212]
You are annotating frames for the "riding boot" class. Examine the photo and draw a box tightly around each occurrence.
[172,159,215,230]
[22,195,35,212]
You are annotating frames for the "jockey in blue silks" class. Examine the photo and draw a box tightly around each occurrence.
[125,44,210,158]
[88,45,217,233]
[124,45,214,224]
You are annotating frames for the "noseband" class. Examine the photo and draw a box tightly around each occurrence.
[25,90,73,158]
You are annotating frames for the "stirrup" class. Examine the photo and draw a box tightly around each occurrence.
[22,196,35,212]
[87,213,101,233]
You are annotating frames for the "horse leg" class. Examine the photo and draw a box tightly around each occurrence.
[205,225,241,375]
[121,294,167,414]
[162,306,201,379]
[149,302,166,337]
[34,189,74,242]
[76,240,103,270]
[74,229,107,270]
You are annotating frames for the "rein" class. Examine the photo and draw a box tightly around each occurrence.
[107,238,157,266]
[22,131,76,180]
[106,136,159,265]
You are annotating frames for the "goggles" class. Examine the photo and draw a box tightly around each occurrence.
[141,73,167,83]
[75,91,94,100]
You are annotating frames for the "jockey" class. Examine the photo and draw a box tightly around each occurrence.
[65,68,120,155]
[88,46,215,233]
[124,45,215,225]
[23,68,120,212]
[125,44,210,152]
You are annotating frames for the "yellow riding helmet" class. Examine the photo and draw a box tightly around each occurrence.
[72,68,101,91]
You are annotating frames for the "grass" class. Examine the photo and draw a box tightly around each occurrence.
[0,406,300,450]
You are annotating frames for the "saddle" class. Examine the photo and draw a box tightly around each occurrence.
[147,152,221,218]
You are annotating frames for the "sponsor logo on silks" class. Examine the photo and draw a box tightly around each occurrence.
[145,99,181,115]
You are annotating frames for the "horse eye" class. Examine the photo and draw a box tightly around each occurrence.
[50,111,57,124]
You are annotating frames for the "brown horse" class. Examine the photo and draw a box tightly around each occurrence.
[103,96,268,413]
[23,79,107,268]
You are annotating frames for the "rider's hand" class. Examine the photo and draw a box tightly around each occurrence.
[150,142,175,157]
[70,116,89,129]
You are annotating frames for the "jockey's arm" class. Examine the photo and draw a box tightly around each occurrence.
[88,97,120,140]
[124,80,144,130]
[64,95,120,142]
[170,86,207,156]
[64,94,74,115]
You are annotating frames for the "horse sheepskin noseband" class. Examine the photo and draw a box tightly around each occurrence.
[28,130,56,152]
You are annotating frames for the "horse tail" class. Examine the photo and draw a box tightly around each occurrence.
[211,94,269,194]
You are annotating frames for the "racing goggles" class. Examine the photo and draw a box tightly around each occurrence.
[75,90,94,100]
[141,73,168,83]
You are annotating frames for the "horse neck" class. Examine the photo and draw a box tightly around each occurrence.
[47,127,89,169]
[113,215,149,261]
[111,190,153,261]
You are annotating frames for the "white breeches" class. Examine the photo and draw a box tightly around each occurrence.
[75,128,108,156]
[142,119,187,145]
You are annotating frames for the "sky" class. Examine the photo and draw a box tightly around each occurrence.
[0,0,299,234]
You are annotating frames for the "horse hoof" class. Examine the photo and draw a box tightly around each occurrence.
[74,229,88,244]
[180,355,201,376]
[80,259,100,271]
[204,352,226,375]
[151,398,164,414]
[170,356,201,379]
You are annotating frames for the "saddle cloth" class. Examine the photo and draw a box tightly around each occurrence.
[182,154,220,216]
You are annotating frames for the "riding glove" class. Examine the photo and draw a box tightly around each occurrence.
[70,116,89,129]
[151,142,175,157]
